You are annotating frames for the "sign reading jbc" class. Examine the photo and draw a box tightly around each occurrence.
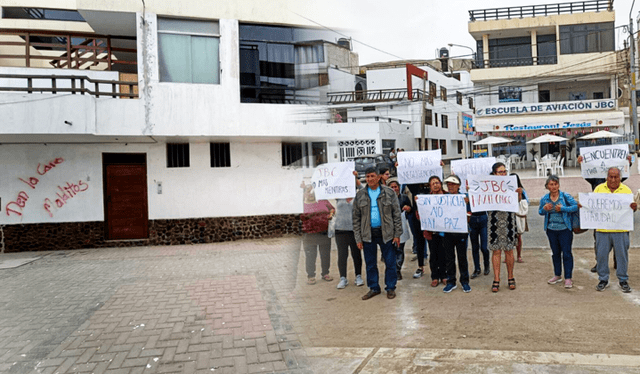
[477,99,615,117]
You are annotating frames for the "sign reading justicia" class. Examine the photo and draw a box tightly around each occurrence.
[476,99,615,117]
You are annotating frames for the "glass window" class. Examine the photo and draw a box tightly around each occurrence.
[441,114,448,129]
[560,22,614,55]
[440,86,447,101]
[158,18,220,84]
[489,37,532,67]
[210,143,231,168]
[537,34,557,65]
[440,140,447,155]
[167,143,190,168]
[499,86,522,102]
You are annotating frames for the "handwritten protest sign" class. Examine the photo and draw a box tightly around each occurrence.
[578,192,634,231]
[416,194,468,233]
[579,145,629,179]
[451,157,496,193]
[467,175,519,213]
[396,150,442,184]
[311,162,356,200]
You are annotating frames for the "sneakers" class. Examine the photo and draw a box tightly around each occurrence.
[443,283,457,293]
[548,276,562,284]
[362,289,381,300]
[413,268,424,278]
[355,274,365,287]
[564,279,573,289]
[620,281,632,293]
[596,280,608,292]
[470,270,481,279]
[336,277,348,289]
[462,283,471,293]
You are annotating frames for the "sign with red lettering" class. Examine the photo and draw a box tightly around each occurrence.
[311,162,356,200]
[467,175,518,213]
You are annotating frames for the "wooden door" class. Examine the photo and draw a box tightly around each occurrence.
[104,163,148,240]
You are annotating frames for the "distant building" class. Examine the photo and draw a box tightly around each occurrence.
[468,0,630,164]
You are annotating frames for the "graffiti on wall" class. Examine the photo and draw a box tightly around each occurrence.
[5,157,90,218]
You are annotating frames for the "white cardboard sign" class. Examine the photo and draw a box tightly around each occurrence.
[311,162,357,200]
[578,192,634,231]
[396,150,442,185]
[416,194,468,233]
[450,157,496,193]
[467,175,519,213]
[580,145,629,179]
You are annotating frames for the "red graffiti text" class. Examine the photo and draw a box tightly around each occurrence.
[37,157,65,176]
[43,180,89,217]
[6,191,29,217]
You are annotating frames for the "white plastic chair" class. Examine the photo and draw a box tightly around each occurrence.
[534,158,544,177]
[518,155,525,169]
[556,157,565,176]
[543,159,556,175]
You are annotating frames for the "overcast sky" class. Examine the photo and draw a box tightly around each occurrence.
[322,0,639,65]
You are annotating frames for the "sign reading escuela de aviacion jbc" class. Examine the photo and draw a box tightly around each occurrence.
[476,99,615,117]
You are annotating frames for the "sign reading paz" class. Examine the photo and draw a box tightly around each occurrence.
[580,145,629,179]
[311,162,356,200]
[450,157,496,193]
[578,193,634,231]
[416,194,468,233]
[396,150,442,184]
[467,175,519,213]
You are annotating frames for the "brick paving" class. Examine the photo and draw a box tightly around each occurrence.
[0,239,306,374]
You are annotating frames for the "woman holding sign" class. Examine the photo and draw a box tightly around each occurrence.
[488,163,518,292]
[538,175,578,289]
[301,182,335,285]
[424,175,448,287]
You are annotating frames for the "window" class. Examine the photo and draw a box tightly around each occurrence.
[475,39,484,68]
[282,142,327,167]
[440,140,447,155]
[560,22,614,55]
[425,109,433,125]
[488,37,532,67]
[429,82,436,105]
[295,43,325,64]
[282,143,303,167]
[158,18,220,84]
[440,86,447,101]
[434,113,438,127]
[593,92,604,99]
[432,139,439,150]
[458,141,464,154]
[539,90,550,103]
[167,143,190,168]
[499,86,522,102]
[441,114,448,129]
[210,143,230,167]
[311,142,327,166]
[569,92,586,101]
[537,34,557,64]
[456,91,463,105]
[2,7,85,21]
[468,97,474,109]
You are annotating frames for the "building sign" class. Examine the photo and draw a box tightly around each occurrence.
[476,99,616,117]
[494,120,595,132]
[498,86,522,103]
[461,113,474,135]
[338,139,377,161]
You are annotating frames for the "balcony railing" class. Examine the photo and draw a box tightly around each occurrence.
[240,85,320,104]
[469,0,612,21]
[328,88,428,104]
[475,55,558,68]
[0,73,138,98]
[0,29,136,71]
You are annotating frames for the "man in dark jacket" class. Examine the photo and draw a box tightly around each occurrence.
[353,167,403,300]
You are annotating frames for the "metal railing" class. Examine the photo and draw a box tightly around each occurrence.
[469,0,612,21]
[328,88,428,104]
[475,55,558,68]
[240,85,320,104]
[0,29,136,71]
[0,73,138,98]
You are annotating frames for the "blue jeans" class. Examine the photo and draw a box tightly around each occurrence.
[469,214,489,272]
[546,228,574,279]
[362,230,397,292]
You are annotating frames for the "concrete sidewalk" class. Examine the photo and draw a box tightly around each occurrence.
[2,238,640,373]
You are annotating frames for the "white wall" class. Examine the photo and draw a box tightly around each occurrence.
[0,141,304,225]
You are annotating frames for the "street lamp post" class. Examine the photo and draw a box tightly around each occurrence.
[447,43,476,63]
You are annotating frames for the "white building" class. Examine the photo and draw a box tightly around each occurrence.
[467,0,631,164]
[0,1,356,251]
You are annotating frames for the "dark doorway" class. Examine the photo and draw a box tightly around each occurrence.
[103,153,149,240]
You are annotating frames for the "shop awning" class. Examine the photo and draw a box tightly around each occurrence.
[475,110,624,133]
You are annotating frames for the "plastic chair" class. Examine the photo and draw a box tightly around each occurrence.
[518,155,525,169]
[534,158,544,177]
[556,157,565,176]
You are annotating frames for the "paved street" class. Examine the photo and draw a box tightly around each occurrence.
[2,219,640,373]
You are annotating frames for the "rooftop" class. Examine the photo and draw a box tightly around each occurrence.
[469,0,613,22]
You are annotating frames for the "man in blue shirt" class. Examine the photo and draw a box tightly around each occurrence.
[353,168,403,300]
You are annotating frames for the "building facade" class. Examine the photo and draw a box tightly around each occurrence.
[0,1,354,252]
[468,0,631,164]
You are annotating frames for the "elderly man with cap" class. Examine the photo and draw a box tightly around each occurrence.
[442,174,471,293]
[593,167,638,292]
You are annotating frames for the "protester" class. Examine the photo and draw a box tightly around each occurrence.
[593,167,637,292]
[300,182,335,285]
[512,173,529,263]
[468,178,490,279]
[387,179,412,280]
[442,175,471,293]
[488,163,518,292]
[333,173,364,289]
[538,175,578,289]
[379,167,391,186]
[353,167,403,300]
[423,175,447,287]
[406,182,430,278]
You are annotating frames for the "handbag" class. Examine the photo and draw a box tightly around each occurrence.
[564,192,588,234]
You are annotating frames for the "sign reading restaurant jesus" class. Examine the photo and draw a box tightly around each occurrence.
[476,99,615,117]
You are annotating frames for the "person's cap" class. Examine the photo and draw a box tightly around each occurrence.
[443,175,461,185]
